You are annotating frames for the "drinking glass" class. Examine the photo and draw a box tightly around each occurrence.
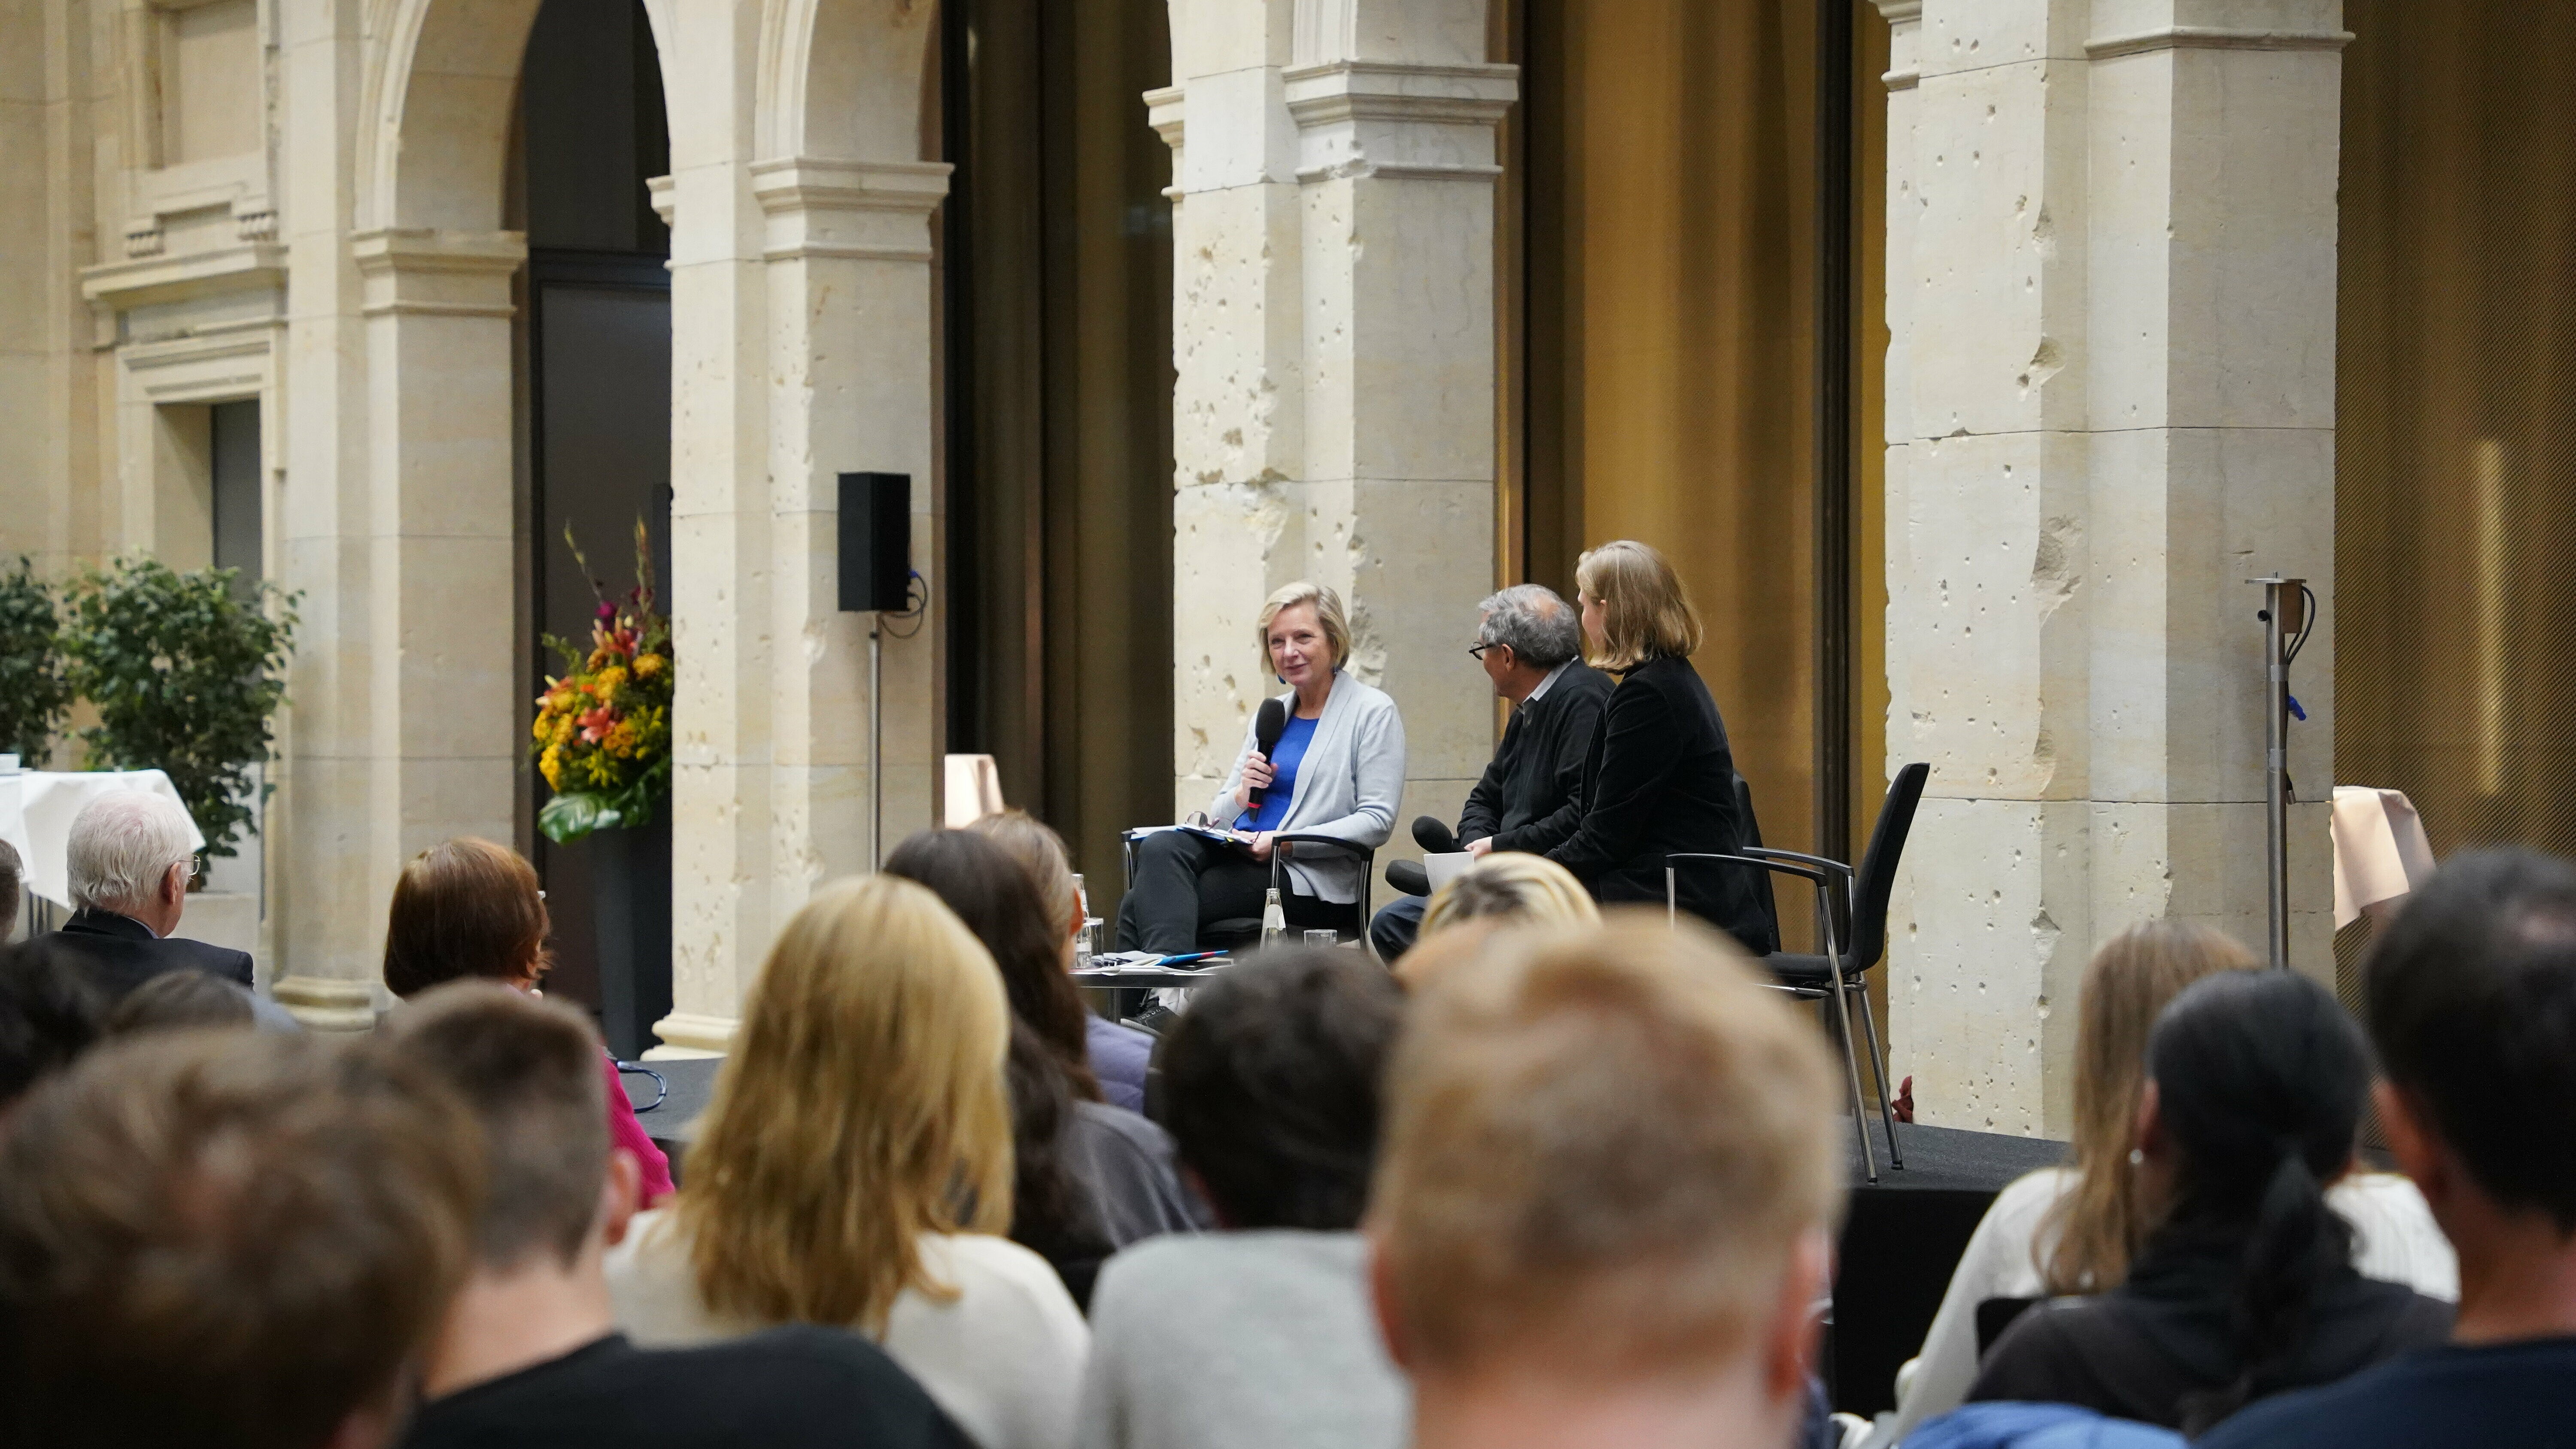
[1303,929,1339,948]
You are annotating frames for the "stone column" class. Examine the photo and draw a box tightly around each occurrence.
[652,3,947,1055]
[1156,0,1515,860]
[1878,0,2345,1136]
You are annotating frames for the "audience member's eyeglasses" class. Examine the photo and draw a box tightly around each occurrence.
[1467,642,1494,661]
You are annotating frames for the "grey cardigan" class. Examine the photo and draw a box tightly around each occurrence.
[1203,671,1405,904]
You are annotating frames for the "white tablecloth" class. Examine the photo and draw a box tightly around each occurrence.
[0,769,205,909]
[2331,786,2436,930]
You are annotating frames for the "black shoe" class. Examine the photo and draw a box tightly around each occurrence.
[1126,1003,1180,1037]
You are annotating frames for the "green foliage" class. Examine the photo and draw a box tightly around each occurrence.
[61,558,299,862]
[0,559,71,763]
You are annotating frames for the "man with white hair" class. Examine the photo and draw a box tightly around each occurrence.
[30,792,251,1000]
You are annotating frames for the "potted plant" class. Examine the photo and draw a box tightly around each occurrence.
[0,559,73,766]
[61,558,298,872]
[531,522,673,1058]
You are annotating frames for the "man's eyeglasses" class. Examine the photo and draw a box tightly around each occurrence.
[1467,642,1494,662]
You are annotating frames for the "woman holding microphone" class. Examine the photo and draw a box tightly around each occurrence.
[1545,540,1774,954]
[1115,582,1406,954]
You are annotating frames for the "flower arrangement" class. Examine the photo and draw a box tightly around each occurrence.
[532,522,672,844]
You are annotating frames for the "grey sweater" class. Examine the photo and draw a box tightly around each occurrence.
[1074,1231,1408,1449]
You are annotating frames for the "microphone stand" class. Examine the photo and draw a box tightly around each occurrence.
[2251,576,2313,971]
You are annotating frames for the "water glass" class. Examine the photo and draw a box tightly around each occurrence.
[1303,929,1339,948]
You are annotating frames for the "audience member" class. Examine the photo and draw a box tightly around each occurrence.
[381,837,674,1206]
[0,942,105,1114]
[886,829,1202,1302]
[0,1030,480,1449]
[2198,848,2576,1447]
[1371,917,1841,1449]
[1387,853,1600,989]
[971,809,1156,1112]
[1868,921,2452,1447]
[0,836,21,939]
[606,874,1089,1449]
[1078,948,1410,1449]
[30,790,252,997]
[1968,969,2451,1434]
[103,965,258,1036]
[385,982,970,1449]
[1371,584,1611,962]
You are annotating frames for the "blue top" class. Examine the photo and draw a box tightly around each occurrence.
[2194,1338,2576,1449]
[1241,713,1317,833]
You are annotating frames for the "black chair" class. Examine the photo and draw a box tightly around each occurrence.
[1120,829,1376,952]
[1667,761,1929,1184]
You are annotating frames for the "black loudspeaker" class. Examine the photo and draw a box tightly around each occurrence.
[838,472,911,613]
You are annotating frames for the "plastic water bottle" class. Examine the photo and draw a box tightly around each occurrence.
[1260,887,1286,950]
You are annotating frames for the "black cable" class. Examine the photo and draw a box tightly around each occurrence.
[881,571,930,639]
[2283,584,2320,668]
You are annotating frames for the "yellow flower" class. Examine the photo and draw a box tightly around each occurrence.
[539,744,565,790]
[633,652,667,681]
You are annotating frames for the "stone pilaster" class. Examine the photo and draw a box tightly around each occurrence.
[1157,1,1515,857]
[1878,0,2344,1136]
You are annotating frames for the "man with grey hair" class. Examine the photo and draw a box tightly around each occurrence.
[29,791,251,1001]
[1370,584,1612,961]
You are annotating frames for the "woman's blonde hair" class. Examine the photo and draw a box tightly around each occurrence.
[676,875,1014,1334]
[970,808,1079,940]
[1255,581,1352,680]
[1419,853,1601,941]
[1575,540,1702,670]
[2038,918,2258,1294]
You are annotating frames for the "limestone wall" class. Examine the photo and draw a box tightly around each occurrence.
[1876,0,2344,1136]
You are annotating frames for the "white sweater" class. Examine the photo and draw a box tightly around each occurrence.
[1861,1167,2457,1449]
[605,1209,1090,1449]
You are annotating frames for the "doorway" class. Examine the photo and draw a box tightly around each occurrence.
[517,0,673,1058]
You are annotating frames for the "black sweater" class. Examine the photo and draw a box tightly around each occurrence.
[1546,654,1772,954]
[1456,661,1613,857]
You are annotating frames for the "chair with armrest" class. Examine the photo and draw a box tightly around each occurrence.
[1665,761,1929,1184]
[1118,829,1377,953]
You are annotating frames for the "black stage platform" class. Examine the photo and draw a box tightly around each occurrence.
[1831,1120,2067,1415]
[626,1061,2059,1414]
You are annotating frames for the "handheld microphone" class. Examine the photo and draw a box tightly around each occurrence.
[1247,698,1289,811]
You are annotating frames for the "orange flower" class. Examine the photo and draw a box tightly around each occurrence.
[578,703,618,744]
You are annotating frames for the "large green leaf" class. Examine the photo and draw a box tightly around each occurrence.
[537,791,622,844]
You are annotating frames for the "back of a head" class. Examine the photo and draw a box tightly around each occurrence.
[0,835,21,938]
[381,981,610,1270]
[2144,969,2374,1429]
[1162,948,1406,1229]
[683,874,1014,1333]
[1419,853,1601,943]
[1475,583,1582,670]
[0,1031,481,1449]
[0,943,107,1110]
[1574,539,1702,668]
[104,969,258,1039]
[883,828,1096,1095]
[2365,847,2576,1230]
[2046,919,2258,1294]
[1374,917,1840,1380]
[65,790,194,915]
[969,809,1080,939]
[381,837,550,998]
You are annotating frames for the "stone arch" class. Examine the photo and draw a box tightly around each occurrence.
[756,0,937,163]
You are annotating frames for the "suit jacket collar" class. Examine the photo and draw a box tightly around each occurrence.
[64,907,155,942]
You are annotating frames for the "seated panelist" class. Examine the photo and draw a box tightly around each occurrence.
[1115,582,1405,954]
[1368,583,1612,963]
[1544,540,1775,955]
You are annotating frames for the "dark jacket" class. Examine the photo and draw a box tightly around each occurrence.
[1968,1227,2454,1436]
[1456,660,1613,857]
[34,908,254,1001]
[1546,654,1773,954]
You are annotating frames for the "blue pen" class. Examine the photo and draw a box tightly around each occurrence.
[1150,951,1227,969]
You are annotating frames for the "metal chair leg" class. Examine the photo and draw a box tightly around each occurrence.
[1855,976,1903,1170]
[1819,891,1876,1185]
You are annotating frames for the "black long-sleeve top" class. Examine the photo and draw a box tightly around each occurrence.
[1546,653,1773,954]
[1455,661,1613,857]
